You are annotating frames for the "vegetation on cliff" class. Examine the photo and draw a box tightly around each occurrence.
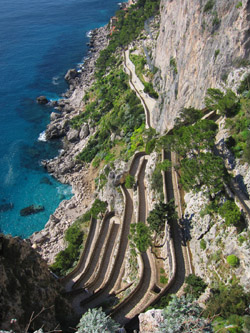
[50,199,107,277]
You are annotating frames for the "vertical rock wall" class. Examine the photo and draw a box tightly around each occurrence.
[153,0,250,133]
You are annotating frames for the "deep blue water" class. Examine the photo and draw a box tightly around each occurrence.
[0,0,121,238]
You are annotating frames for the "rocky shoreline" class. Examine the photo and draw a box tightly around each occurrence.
[29,25,110,264]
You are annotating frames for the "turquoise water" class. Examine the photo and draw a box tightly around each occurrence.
[0,0,121,237]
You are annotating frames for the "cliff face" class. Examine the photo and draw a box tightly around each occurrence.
[0,235,74,332]
[153,0,250,133]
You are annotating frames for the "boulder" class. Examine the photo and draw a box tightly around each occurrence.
[139,309,164,333]
[36,96,49,104]
[79,123,89,139]
[46,121,68,140]
[64,69,78,82]
[20,205,45,217]
[40,177,52,185]
[67,128,79,142]
[0,203,14,212]
[50,112,62,121]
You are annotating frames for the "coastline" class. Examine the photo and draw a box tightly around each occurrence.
[29,25,110,264]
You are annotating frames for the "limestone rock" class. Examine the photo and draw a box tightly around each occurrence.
[67,128,79,142]
[64,68,78,82]
[139,309,164,333]
[153,0,249,133]
[79,123,89,139]
[50,112,62,121]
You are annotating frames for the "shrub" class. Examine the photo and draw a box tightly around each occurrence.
[236,2,243,8]
[159,159,172,172]
[151,163,164,198]
[160,275,168,284]
[184,274,207,299]
[145,138,156,154]
[227,254,240,267]
[214,49,220,59]
[144,82,159,99]
[174,107,203,127]
[159,296,212,332]
[200,239,207,250]
[76,308,120,333]
[237,73,250,94]
[204,0,215,12]
[170,56,178,74]
[129,222,152,252]
[205,88,240,117]
[125,174,135,189]
[204,283,250,319]
[218,200,241,226]
[147,200,177,232]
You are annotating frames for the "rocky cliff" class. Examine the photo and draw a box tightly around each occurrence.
[0,235,74,332]
[152,0,250,133]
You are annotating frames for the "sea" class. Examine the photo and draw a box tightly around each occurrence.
[0,0,121,238]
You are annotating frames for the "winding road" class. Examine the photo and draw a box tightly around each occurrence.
[60,49,193,326]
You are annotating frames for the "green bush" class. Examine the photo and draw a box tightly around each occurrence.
[204,283,250,319]
[237,73,250,94]
[170,56,178,74]
[200,239,207,250]
[76,308,120,333]
[174,107,203,127]
[145,138,156,154]
[214,49,220,59]
[205,88,240,117]
[159,296,212,332]
[160,275,168,284]
[50,227,84,277]
[129,222,152,252]
[227,254,240,267]
[144,82,159,99]
[151,163,164,198]
[204,0,215,12]
[180,152,226,196]
[184,274,207,299]
[218,200,241,226]
[147,200,177,232]
[236,1,242,8]
[125,174,135,189]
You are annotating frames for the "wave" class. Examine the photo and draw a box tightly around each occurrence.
[52,75,60,85]
[56,185,72,199]
[86,30,92,38]
[38,131,47,142]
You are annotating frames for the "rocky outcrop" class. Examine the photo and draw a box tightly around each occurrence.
[152,0,250,133]
[139,309,164,333]
[184,189,250,291]
[64,68,78,83]
[0,234,74,332]
[36,96,49,104]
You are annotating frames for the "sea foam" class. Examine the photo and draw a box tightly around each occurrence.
[38,131,47,142]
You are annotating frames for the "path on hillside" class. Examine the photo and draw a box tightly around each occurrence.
[78,154,143,313]
[61,218,100,292]
[111,158,158,325]
[123,49,156,128]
